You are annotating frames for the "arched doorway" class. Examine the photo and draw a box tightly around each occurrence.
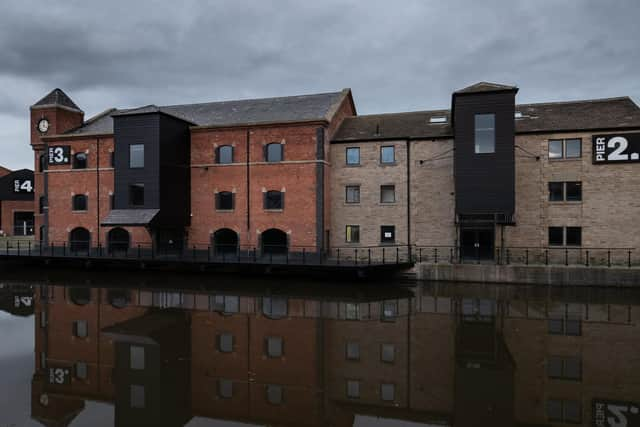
[108,228,130,254]
[212,228,238,255]
[69,227,90,253]
[261,228,288,255]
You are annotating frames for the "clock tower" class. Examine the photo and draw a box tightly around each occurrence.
[30,88,84,149]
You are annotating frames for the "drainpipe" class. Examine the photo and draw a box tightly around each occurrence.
[246,129,251,241]
[406,139,411,256]
[96,138,100,248]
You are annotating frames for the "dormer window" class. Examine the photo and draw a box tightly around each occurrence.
[514,111,523,119]
[429,116,447,124]
[474,114,495,154]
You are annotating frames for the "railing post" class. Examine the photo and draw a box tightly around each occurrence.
[28,241,31,256]
[207,246,211,262]
[565,249,568,266]
[98,243,102,257]
[545,249,548,265]
[607,250,611,268]
[39,240,42,256]
[382,247,386,264]
[193,245,196,261]
[63,242,66,256]
[525,249,529,265]
[253,247,257,262]
[506,249,510,265]
[138,244,141,259]
[302,248,306,264]
[286,248,289,265]
[50,242,53,256]
[368,248,371,265]
[396,247,399,264]
[355,248,358,266]
[449,248,453,263]
[629,250,632,268]
[434,248,438,264]
[496,248,501,265]
[408,245,412,263]
[419,247,422,263]
[337,248,340,265]
[6,240,8,256]
[585,250,589,267]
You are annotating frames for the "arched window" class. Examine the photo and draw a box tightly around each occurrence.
[212,228,239,255]
[72,194,88,211]
[69,227,90,253]
[69,287,91,305]
[108,227,130,254]
[215,191,234,210]
[261,228,288,255]
[73,152,88,169]
[264,191,284,210]
[265,143,283,162]
[108,289,130,308]
[216,145,233,164]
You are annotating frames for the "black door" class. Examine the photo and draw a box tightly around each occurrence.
[13,212,34,236]
[461,228,494,261]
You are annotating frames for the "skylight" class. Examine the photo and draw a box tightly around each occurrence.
[429,116,447,124]
[514,111,523,119]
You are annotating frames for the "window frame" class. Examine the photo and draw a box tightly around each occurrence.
[548,182,564,202]
[565,182,582,202]
[346,147,360,166]
[217,145,234,164]
[264,190,284,210]
[346,379,361,399]
[266,336,284,358]
[548,138,582,160]
[129,144,144,169]
[216,191,235,211]
[345,185,360,204]
[380,185,396,204]
[380,225,395,244]
[345,225,360,244]
[265,143,283,163]
[218,333,234,353]
[72,194,88,212]
[474,113,496,154]
[129,183,145,207]
[73,152,88,169]
[380,146,395,164]
[346,341,360,361]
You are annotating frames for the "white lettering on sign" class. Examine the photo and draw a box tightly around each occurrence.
[14,179,33,193]
[48,368,69,385]
[608,136,629,161]
[595,137,606,162]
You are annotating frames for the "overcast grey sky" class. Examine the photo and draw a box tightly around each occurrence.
[1,0,638,170]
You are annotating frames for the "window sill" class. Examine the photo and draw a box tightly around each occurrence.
[345,164,361,167]
[379,202,397,206]
[379,162,397,166]
[548,158,582,162]
[344,202,361,206]
[71,210,88,213]
[264,209,284,212]
[380,241,396,245]
[215,209,235,213]
[548,201,582,205]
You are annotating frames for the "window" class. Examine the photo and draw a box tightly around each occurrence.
[346,147,360,165]
[549,182,582,202]
[380,146,395,164]
[218,334,234,353]
[346,380,360,398]
[345,225,360,243]
[345,303,359,320]
[110,194,114,210]
[263,297,288,318]
[267,385,283,405]
[72,194,87,211]
[129,144,144,168]
[264,190,284,210]
[381,383,395,401]
[547,399,581,424]
[130,346,145,370]
[548,182,564,201]
[75,362,88,380]
[474,113,495,154]
[346,342,360,360]
[130,384,145,409]
[110,151,115,167]
[266,143,283,162]
[39,196,46,214]
[380,185,395,203]
[380,226,395,243]
[40,311,47,328]
[345,185,360,203]
[548,307,582,336]
[266,336,283,357]
[565,182,582,201]
[381,344,395,363]
[430,116,447,123]
[129,184,144,207]
[216,191,234,210]
[73,320,88,338]
[547,356,581,380]
[73,152,87,169]
[549,227,582,246]
[549,139,582,159]
[382,300,398,320]
[218,379,233,399]
[217,145,233,164]
[210,295,239,313]
[39,154,46,172]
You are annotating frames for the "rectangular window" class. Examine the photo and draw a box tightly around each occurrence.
[549,318,582,336]
[110,151,115,167]
[216,192,234,210]
[264,191,284,210]
[565,182,582,201]
[474,113,495,154]
[549,140,563,159]
[210,295,239,313]
[263,297,288,318]
[380,226,395,243]
[130,384,145,409]
[345,225,360,243]
[267,384,283,405]
[549,226,582,246]
[548,182,564,201]
[566,227,582,246]
[547,399,581,423]
[218,379,233,399]
[548,227,564,246]
[381,383,395,401]
[380,146,395,164]
[382,300,398,320]
[346,147,360,165]
[266,143,283,162]
[129,144,144,168]
[380,185,395,203]
[549,139,582,159]
[266,336,283,358]
[547,356,582,380]
[345,303,359,320]
[381,344,395,363]
[217,146,233,164]
[129,184,144,207]
[218,333,234,353]
[346,380,360,399]
[75,362,88,380]
[130,345,145,370]
[345,185,360,203]
[346,341,360,360]
[73,320,88,338]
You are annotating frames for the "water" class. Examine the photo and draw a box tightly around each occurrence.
[0,269,639,426]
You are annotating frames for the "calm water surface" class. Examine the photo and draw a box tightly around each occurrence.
[0,270,639,427]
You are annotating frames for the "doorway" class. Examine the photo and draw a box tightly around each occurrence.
[13,212,34,236]
[460,227,494,261]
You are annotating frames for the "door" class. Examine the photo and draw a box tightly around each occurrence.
[460,228,494,261]
[13,212,34,236]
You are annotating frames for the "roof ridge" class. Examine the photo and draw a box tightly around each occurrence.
[159,90,345,109]
[517,96,632,108]
[349,109,451,119]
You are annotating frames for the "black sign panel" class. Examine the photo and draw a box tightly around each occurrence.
[48,145,70,165]
[593,399,640,427]
[593,133,640,164]
[13,179,33,193]
[48,366,71,385]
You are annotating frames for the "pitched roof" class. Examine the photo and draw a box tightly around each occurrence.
[332,97,640,141]
[65,90,351,136]
[455,81,518,94]
[31,88,83,112]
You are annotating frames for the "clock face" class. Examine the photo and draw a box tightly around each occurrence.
[37,119,50,133]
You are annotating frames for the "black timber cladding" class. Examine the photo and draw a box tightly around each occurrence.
[453,90,516,217]
[112,112,191,228]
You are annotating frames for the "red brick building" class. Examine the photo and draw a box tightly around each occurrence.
[0,167,35,237]
[31,88,355,254]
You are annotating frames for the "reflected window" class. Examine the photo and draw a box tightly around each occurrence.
[129,183,144,207]
[345,303,359,320]
[69,287,91,305]
[548,182,564,201]
[381,344,395,363]
[75,362,88,380]
[218,379,233,399]
[152,292,183,308]
[218,334,234,353]
[381,383,395,401]
[346,341,360,360]
[108,289,130,308]
[345,185,360,203]
[380,185,395,203]
[216,191,235,211]
[264,190,284,210]
[566,182,582,201]
[266,384,283,405]
[547,399,581,424]
[266,336,283,358]
[73,320,88,338]
[382,300,398,320]
[547,356,581,381]
[130,385,145,409]
[130,345,145,370]
[40,311,47,328]
[263,297,287,318]
[346,380,360,399]
[210,295,239,313]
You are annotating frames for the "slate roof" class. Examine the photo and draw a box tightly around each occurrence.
[101,209,159,226]
[332,97,640,142]
[455,81,518,94]
[31,88,83,112]
[65,90,350,136]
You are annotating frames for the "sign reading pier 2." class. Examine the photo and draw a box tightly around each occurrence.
[593,133,640,164]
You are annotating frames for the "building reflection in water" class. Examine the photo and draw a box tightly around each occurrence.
[28,279,640,426]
